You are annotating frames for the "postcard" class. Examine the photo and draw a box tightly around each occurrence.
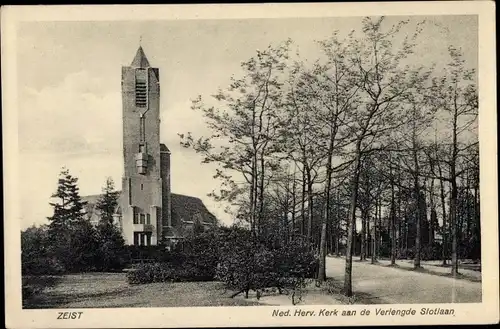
[2,2,498,328]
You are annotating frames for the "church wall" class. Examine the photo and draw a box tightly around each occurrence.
[160,149,172,238]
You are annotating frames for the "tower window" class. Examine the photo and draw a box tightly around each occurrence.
[139,118,146,144]
[146,213,151,225]
[135,80,147,107]
[133,207,139,224]
[141,183,144,190]
[140,213,145,224]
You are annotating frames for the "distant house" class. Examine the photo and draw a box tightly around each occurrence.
[82,46,217,247]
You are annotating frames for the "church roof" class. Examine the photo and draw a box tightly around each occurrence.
[160,143,171,153]
[131,46,150,68]
[81,194,101,205]
[81,192,218,227]
[81,194,103,224]
[170,193,217,225]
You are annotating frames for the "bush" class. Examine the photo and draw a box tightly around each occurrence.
[215,227,318,297]
[127,261,215,284]
[22,255,66,276]
[398,247,415,260]
[94,222,127,271]
[126,230,220,284]
[125,246,170,263]
[127,226,318,294]
[420,242,443,261]
[21,225,66,275]
[22,275,61,303]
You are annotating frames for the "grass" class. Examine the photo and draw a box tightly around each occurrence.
[23,272,261,309]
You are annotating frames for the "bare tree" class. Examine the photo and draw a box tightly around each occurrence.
[424,46,478,275]
[313,35,360,283]
[338,17,429,297]
[180,40,293,236]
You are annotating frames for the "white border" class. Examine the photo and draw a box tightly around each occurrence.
[2,2,498,327]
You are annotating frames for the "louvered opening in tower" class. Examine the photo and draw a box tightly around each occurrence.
[135,80,147,107]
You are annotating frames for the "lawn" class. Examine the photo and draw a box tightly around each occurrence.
[22,272,261,309]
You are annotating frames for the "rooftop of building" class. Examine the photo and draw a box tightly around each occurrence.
[81,192,218,226]
[130,46,150,68]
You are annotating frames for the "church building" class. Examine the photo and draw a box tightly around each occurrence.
[82,46,217,246]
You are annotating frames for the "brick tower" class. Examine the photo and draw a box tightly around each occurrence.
[119,46,171,246]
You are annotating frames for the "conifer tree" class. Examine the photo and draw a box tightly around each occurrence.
[47,167,98,272]
[95,177,125,271]
[96,177,120,226]
[47,168,87,233]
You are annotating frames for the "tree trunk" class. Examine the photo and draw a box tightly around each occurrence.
[403,205,408,252]
[439,171,448,265]
[343,150,361,297]
[378,195,382,258]
[283,196,289,245]
[397,159,403,257]
[390,166,397,265]
[429,176,436,246]
[450,171,459,275]
[291,170,297,239]
[366,213,370,257]
[414,184,422,268]
[412,113,421,269]
[465,170,471,246]
[335,189,341,256]
[371,217,377,264]
[258,152,266,236]
[317,222,327,283]
[450,102,459,276]
[371,201,377,264]
[249,159,257,235]
[473,184,480,261]
[301,169,306,236]
[307,171,314,243]
[360,211,366,261]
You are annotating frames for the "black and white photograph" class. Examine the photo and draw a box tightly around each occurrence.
[3,2,498,328]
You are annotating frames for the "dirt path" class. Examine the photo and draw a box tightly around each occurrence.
[326,257,482,304]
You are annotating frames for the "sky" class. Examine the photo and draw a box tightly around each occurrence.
[16,15,478,229]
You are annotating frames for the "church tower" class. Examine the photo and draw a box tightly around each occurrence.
[119,46,171,246]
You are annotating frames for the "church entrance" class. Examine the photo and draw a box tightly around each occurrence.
[133,232,152,246]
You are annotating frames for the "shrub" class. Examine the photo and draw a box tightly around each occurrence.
[127,226,318,293]
[126,261,215,284]
[398,247,415,260]
[22,256,66,276]
[126,230,220,284]
[21,225,66,275]
[22,275,61,303]
[420,242,443,261]
[95,222,127,271]
[215,227,318,298]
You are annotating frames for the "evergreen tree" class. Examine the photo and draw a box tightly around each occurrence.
[47,168,88,233]
[69,219,100,272]
[95,178,126,271]
[96,177,119,226]
[47,167,98,272]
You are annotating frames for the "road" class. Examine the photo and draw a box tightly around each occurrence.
[326,257,482,304]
